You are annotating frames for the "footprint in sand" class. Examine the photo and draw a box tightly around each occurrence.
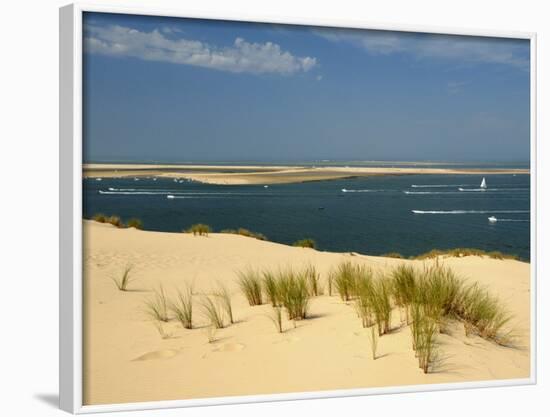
[132,349,180,361]
[213,342,245,352]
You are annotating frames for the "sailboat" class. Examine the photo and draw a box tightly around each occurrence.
[480,177,487,190]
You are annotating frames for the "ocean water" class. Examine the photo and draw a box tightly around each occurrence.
[83,174,531,260]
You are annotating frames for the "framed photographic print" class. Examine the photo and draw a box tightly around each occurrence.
[59,2,537,413]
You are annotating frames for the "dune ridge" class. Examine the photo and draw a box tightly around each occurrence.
[83,220,530,405]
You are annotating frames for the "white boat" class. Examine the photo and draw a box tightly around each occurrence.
[264,185,269,188]
[341,188,347,192]
[488,216,497,223]
[480,177,487,189]
[167,195,175,199]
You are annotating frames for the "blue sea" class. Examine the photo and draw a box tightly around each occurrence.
[83,172,531,260]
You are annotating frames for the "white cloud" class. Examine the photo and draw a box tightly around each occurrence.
[316,75,323,81]
[84,24,318,75]
[315,29,529,70]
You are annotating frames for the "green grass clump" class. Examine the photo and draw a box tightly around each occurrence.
[459,283,512,344]
[411,307,439,373]
[263,270,280,307]
[237,269,263,306]
[200,295,225,329]
[106,215,124,228]
[304,264,322,296]
[170,285,193,329]
[126,218,143,229]
[370,277,393,335]
[276,269,310,320]
[354,267,375,328]
[293,238,317,249]
[221,228,267,241]
[414,248,520,261]
[111,265,134,291]
[333,261,357,301]
[92,213,107,223]
[144,285,170,322]
[382,252,404,259]
[391,264,417,324]
[214,283,234,325]
[186,223,212,236]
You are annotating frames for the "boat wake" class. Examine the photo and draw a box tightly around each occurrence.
[412,210,529,215]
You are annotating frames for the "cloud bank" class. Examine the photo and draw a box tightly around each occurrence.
[315,29,529,70]
[85,24,317,75]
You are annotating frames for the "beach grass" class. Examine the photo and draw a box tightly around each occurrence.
[293,238,317,249]
[92,213,107,223]
[214,283,234,325]
[391,264,417,324]
[221,228,267,241]
[170,285,193,329]
[414,248,519,261]
[276,268,310,320]
[126,218,143,229]
[186,223,212,236]
[268,306,284,333]
[144,285,170,322]
[200,295,225,329]
[106,215,124,228]
[237,268,263,306]
[152,320,172,339]
[304,264,322,296]
[111,264,134,291]
[459,283,512,344]
[263,270,280,307]
[333,261,357,302]
[381,252,404,259]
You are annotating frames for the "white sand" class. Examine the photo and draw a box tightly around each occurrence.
[83,221,530,405]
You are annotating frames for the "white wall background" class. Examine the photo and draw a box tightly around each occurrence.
[0,0,547,415]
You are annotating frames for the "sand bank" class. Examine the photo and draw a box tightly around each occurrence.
[83,221,530,405]
[83,163,529,185]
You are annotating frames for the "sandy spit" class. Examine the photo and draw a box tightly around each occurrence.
[83,163,529,185]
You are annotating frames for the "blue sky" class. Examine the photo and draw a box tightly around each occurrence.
[83,12,530,163]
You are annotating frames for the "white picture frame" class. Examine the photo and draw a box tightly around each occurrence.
[59,2,537,413]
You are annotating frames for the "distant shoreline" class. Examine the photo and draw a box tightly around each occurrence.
[83,163,530,185]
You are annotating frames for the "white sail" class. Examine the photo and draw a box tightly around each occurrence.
[480,177,487,189]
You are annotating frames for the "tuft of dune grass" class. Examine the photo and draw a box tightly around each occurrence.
[214,283,234,324]
[92,213,107,223]
[333,261,357,302]
[170,285,193,329]
[200,295,225,329]
[186,223,212,236]
[293,238,317,249]
[237,268,263,306]
[111,264,134,291]
[382,252,404,259]
[221,228,267,241]
[276,268,310,321]
[144,285,170,322]
[413,248,519,261]
[126,218,143,229]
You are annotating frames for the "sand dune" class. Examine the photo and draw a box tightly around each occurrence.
[83,221,530,405]
[83,163,529,185]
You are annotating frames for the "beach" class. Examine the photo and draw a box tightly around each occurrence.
[83,163,530,185]
[83,220,531,405]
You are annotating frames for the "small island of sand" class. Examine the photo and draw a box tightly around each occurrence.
[83,163,530,185]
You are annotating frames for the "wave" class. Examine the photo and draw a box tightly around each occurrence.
[342,188,386,193]
[489,218,529,222]
[412,210,530,215]
[404,191,462,195]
